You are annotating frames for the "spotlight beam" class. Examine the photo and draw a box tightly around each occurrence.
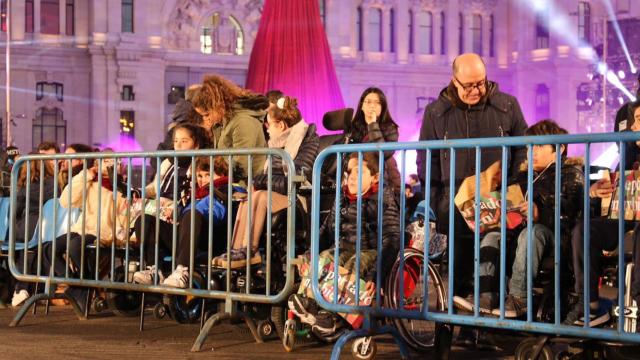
[518,0,636,101]
[601,0,637,73]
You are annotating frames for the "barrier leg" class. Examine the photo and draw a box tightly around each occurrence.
[190,311,231,352]
[239,311,264,344]
[9,293,49,327]
[63,291,88,320]
[433,323,453,360]
[139,292,146,332]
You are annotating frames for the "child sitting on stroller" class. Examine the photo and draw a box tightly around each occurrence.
[289,151,400,335]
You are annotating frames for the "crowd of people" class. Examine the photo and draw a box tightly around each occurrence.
[2,52,640,350]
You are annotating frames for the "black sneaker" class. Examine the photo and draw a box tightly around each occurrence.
[475,330,503,352]
[312,310,337,336]
[492,295,527,318]
[288,294,318,325]
[564,298,611,327]
[453,327,477,348]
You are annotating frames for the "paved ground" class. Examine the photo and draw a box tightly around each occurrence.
[0,303,522,359]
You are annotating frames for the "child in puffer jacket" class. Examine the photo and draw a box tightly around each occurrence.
[289,152,400,335]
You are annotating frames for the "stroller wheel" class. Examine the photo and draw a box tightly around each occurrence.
[515,338,554,360]
[351,337,377,360]
[257,319,276,340]
[283,318,296,352]
[91,296,107,313]
[153,302,167,319]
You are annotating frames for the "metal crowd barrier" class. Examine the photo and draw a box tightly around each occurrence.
[7,148,300,352]
[310,132,640,359]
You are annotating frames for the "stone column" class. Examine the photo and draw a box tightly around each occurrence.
[59,0,65,35]
[382,7,390,53]
[10,0,26,41]
[34,0,41,34]
[361,6,369,53]
[433,9,442,55]
[483,13,491,58]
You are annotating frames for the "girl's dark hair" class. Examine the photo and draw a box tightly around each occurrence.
[348,152,380,176]
[66,143,94,153]
[525,119,569,156]
[351,87,397,142]
[173,123,211,149]
[266,89,284,104]
[269,96,302,128]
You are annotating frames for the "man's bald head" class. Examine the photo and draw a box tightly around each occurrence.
[452,53,486,76]
[451,53,487,105]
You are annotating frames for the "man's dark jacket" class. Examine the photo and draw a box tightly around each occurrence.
[417,81,528,233]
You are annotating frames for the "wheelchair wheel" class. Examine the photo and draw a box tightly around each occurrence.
[271,305,287,340]
[105,266,141,317]
[351,337,377,360]
[514,338,554,360]
[385,248,447,351]
[166,271,205,324]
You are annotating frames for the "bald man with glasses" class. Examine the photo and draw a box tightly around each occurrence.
[417,53,528,350]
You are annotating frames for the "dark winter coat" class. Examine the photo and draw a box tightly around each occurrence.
[417,81,528,233]
[253,124,320,195]
[15,177,57,242]
[513,158,585,240]
[614,98,640,171]
[319,186,400,282]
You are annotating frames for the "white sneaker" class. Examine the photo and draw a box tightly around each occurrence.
[132,266,164,285]
[11,289,30,307]
[163,265,189,288]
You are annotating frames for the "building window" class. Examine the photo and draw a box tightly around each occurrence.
[168,85,185,104]
[471,14,482,55]
[119,111,135,143]
[458,13,464,53]
[357,6,363,51]
[389,8,395,53]
[26,0,34,33]
[36,82,64,102]
[578,1,590,44]
[66,0,74,35]
[121,85,135,101]
[535,84,550,120]
[408,10,414,54]
[41,0,60,35]
[199,12,244,55]
[489,15,495,57]
[368,8,382,52]
[417,11,433,54]
[33,108,66,150]
[616,0,629,13]
[0,0,6,33]
[122,0,134,33]
[440,12,446,55]
[535,10,549,49]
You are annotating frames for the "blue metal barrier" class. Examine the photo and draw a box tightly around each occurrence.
[310,131,640,359]
[7,148,301,351]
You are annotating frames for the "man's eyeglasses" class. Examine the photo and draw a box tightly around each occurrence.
[454,76,487,94]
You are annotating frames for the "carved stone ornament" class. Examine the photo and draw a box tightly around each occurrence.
[461,0,498,13]
[166,0,263,49]
[409,0,449,10]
